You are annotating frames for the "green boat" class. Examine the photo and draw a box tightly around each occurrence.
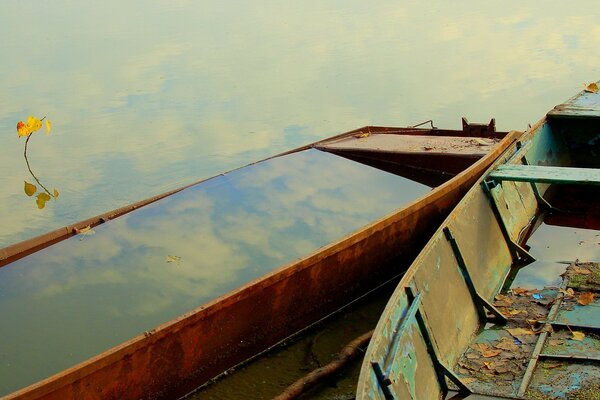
[358,85,600,399]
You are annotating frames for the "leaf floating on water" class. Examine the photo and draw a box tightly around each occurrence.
[36,192,51,209]
[585,82,599,93]
[577,292,595,306]
[166,255,182,263]
[53,188,59,198]
[24,181,37,196]
[571,331,586,341]
[45,120,52,135]
[76,225,96,240]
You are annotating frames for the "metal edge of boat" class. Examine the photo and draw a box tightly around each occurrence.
[3,126,519,399]
[356,85,600,399]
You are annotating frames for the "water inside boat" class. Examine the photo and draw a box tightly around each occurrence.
[448,185,600,399]
[0,149,429,396]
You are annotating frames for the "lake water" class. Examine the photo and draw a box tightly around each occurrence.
[1,1,599,247]
[0,149,428,395]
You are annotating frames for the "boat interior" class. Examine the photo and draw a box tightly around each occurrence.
[359,90,600,399]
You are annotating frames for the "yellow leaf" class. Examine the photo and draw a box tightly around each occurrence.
[506,327,536,337]
[45,120,52,136]
[26,116,42,133]
[577,292,595,306]
[36,192,51,209]
[53,188,59,198]
[585,82,599,93]
[571,331,585,341]
[17,121,30,137]
[24,181,37,196]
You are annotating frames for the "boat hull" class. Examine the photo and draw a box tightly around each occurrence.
[4,127,518,400]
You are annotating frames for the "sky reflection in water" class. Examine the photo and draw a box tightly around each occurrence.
[0,149,428,395]
[1,1,600,245]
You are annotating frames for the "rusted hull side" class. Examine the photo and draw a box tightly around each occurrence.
[5,131,519,399]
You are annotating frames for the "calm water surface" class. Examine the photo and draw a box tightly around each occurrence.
[0,149,428,395]
[1,1,600,246]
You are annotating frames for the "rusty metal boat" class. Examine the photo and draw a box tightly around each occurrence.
[357,86,600,399]
[1,121,517,399]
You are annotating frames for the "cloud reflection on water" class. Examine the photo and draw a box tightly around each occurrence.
[1,1,600,245]
[0,149,427,395]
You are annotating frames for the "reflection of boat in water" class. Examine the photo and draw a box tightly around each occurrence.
[357,86,600,399]
[2,121,517,399]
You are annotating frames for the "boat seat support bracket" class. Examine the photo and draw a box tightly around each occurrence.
[406,287,472,395]
[443,227,507,325]
[482,180,536,266]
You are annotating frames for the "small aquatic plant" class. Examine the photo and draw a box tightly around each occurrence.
[16,115,59,209]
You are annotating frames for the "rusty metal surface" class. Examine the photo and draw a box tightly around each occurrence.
[4,130,520,400]
[357,88,600,399]
[317,135,499,155]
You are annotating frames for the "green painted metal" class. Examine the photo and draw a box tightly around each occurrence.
[547,82,600,119]
[357,87,600,400]
[489,165,600,185]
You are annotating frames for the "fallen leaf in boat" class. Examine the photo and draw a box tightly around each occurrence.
[548,339,564,347]
[354,132,370,138]
[543,362,562,369]
[577,292,595,306]
[571,331,585,341]
[45,119,52,135]
[473,343,490,352]
[465,353,479,359]
[506,328,536,337]
[512,287,529,296]
[166,255,182,263]
[24,181,37,197]
[585,82,599,93]
[495,294,514,307]
[461,377,477,385]
[509,309,526,315]
[495,338,520,352]
[559,288,575,297]
[482,349,502,358]
[573,267,592,275]
[36,192,51,209]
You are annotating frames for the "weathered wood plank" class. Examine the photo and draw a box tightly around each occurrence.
[489,165,600,185]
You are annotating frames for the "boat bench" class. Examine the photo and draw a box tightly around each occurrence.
[489,165,600,185]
